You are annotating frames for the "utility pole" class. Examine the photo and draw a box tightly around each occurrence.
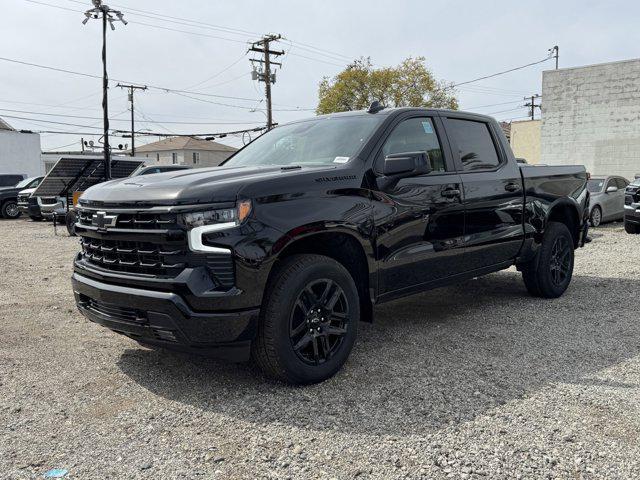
[549,45,559,69]
[82,0,127,180]
[524,94,541,120]
[249,34,284,130]
[116,83,147,156]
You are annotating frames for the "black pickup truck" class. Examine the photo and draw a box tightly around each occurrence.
[71,107,589,384]
[0,176,43,219]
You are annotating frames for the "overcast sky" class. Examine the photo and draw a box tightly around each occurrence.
[2,0,638,152]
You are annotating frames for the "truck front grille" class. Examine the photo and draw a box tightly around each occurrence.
[77,210,179,230]
[79,237,235,287]
[40,196,59,205]
[80,238,187,276]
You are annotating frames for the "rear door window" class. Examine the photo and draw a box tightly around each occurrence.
[446,119,501,171]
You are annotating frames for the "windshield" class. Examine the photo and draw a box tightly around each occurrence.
[224,115,383,168]
[587,179,605,193]
[15,177,38,189]
[632,177,640,186]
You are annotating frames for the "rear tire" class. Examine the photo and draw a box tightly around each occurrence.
[1,200,21,219]
[625,219,640,234]
[251,254,359,385]
[590,206,602,227]
[522,221,575,298]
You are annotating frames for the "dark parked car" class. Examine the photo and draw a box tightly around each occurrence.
[624,177,640,234]
[587,175,629,226]
[71,107,589,384]
[0,176,43,219]
[0,174,26,188]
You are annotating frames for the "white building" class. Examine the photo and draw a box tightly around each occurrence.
[541,58,640,180]
[0,117,43,176]
[134,136,238,168]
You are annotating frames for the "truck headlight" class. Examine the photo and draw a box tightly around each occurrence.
[180,200,252,229]
[183,200,252,254]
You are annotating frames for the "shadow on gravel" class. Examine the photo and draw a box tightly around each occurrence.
[117,271,640,436]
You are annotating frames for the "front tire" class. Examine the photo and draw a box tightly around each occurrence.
[625,219,640,234]
[251,254,359,384]
[522,221,575,298]
[66,211,77,236]
[590,206,602,227]
[1,200,21,219]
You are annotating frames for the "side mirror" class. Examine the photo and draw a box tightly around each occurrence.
[378,151,432,190]
[606,185,618,193]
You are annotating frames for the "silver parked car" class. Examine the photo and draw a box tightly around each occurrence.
[587,176,629,226]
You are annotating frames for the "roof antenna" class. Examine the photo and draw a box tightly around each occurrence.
[368,100,385,114]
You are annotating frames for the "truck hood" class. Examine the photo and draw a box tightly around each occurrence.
[78,164,343,207]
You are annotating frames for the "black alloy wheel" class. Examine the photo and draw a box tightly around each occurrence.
[251,254,359,384]
[549,236,571,287]
[289,279,349,365]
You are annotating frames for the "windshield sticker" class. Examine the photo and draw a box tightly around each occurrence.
[421,121,434,134]
[333,156,350,163]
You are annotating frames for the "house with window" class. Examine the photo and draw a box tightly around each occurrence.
[133,136,238,168]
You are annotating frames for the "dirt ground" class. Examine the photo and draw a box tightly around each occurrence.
[1,218,639,479]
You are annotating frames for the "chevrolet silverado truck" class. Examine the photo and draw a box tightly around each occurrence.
[71,106,589,384]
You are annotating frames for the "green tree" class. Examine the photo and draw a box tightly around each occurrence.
[317,57,458,114]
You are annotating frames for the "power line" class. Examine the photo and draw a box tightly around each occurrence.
[34,0,351,67]
[0,55,259,103]
[464,99,525,110]
[484,106,528,116]
[451,55,554,88]
[181,53,247,91]
[69,0,354,62]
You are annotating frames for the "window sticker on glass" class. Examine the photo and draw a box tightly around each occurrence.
[421,121,434,134]
[333,156,350,163]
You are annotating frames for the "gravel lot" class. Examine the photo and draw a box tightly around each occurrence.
[1,218,639,479]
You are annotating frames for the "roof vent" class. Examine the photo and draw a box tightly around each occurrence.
[367,101,385,114]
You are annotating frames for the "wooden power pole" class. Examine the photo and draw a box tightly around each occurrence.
[250,34,284,130]
[524,94,541,120]
[116,83,147,156]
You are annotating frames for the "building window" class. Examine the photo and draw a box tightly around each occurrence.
[193,152,200,164]
[172,152,178,164]
[156,153,159,162]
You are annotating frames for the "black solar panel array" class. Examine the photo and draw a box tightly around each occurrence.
[33,156,144,197]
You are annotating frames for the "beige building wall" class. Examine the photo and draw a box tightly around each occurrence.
[510,119,541,165]
[140,149,233,167]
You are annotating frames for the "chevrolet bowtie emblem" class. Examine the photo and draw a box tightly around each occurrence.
[92,211,118,230]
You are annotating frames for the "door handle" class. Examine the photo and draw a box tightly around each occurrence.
[504,182,521,192]
[441,188,461,198]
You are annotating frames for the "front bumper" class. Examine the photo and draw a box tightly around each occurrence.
[72,272,259,361]
[625,204,640,224]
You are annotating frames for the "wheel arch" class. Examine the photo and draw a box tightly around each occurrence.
[546,199,582,248]
[269,227,375,322]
